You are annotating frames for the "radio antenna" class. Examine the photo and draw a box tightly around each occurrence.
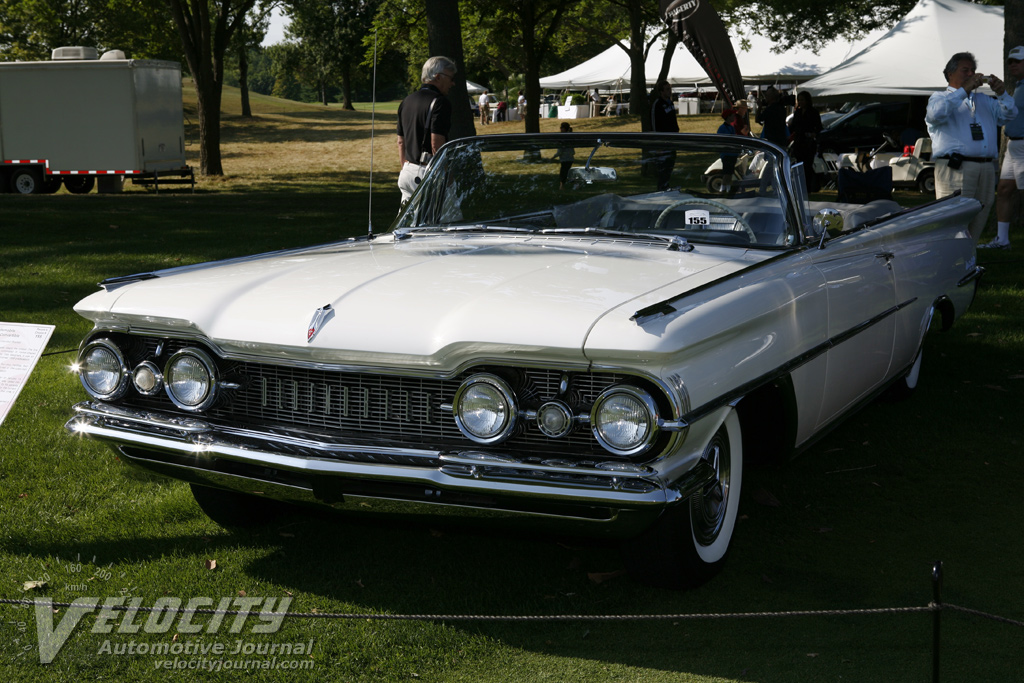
[367,30,378,238]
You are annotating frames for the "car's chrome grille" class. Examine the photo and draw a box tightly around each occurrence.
[217,363,461,441]
[122,337,635,459]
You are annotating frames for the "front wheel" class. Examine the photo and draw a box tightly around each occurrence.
[10,168,43,194]
[623,410,743,589]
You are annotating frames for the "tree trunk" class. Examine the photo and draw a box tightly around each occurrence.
[239,47,251,118]
[1007,0,1024,228]
[194,77,224,176]
[656,32,678,87]
[166,0,256,176]
[425,0,476,140]
[628,2,649,126]
[341,65,354,111]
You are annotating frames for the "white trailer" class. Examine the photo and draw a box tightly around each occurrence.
[0,47,190,194]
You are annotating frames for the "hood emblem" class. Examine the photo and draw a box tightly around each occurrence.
[306,304,334,343]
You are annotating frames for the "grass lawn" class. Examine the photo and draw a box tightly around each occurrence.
[1,84,1022,682]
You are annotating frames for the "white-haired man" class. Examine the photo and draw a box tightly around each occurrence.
[396,56,456,204]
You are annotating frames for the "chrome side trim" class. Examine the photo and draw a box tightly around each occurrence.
[631,251,794,325]
[957,265,985,288]
[678,297,918,426]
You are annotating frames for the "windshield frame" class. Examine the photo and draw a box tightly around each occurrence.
[392,132,805,249]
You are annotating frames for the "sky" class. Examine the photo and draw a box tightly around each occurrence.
[261,7,290,46]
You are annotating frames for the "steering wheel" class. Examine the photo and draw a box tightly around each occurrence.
[653,198,756,242]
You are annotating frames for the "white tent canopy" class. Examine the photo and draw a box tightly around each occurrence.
[539,26,886,91]
[801,0,1004,99]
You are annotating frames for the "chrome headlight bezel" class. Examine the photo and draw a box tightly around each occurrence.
[164,348,219,412]
[535,400,575,439]
[78,339,130,401]
[453,373,519,444]
[590,385,660,456]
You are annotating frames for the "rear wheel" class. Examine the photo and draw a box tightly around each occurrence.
[705,172,726,193]
[64,176,96,194]
[623,411,743,589]
[917,168,935,194]
[190,484,286,528]
[40,176,63,194]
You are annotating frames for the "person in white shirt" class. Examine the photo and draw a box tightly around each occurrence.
[478,90,491,125]
[926,51,1017,242]
[987,45,1024,250]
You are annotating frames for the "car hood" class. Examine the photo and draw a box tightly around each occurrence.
[75,235,767,369]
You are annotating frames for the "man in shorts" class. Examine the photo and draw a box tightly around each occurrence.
[986,45,1024,250]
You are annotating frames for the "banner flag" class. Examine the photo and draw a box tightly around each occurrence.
[660,0,744,105]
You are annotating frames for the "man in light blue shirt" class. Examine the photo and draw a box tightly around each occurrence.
[989,46,1024,250]
[926,51,1017,243]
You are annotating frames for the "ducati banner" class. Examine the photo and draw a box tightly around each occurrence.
[661,0,743,105]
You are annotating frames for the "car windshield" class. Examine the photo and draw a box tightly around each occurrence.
[393,133,804,249]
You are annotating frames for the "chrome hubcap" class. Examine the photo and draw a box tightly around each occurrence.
[692,432,731,546]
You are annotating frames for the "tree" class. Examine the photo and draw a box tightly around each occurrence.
[723,0,918,52]
[166,0,258,176]
[424,0,475,139]
[469,0,574,133]
[283,0,379,109]
[0,0,179,62]
[0,0,95,60]
[558,0,667,127]
[230,1,272,117]
[372,0,476,139]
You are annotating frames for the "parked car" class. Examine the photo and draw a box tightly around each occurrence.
[816,101,925,154]
[66,133,984,588]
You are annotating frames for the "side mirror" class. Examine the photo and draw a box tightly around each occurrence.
[813,208,844,248]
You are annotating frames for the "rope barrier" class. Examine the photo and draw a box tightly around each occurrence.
[0,596,1015,625]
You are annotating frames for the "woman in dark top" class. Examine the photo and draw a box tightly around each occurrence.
[789,90,823,191]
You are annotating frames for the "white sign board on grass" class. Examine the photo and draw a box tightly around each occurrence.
[0,322,56,427]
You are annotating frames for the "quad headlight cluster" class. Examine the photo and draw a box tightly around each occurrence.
[77,340,219,413]
[452,372,663,456]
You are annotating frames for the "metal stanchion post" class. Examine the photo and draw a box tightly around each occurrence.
[932,561,943,683]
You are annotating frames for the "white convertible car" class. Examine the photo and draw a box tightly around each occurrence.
[67,133,983,587]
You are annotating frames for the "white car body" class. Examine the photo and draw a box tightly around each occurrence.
[67,133,983,587]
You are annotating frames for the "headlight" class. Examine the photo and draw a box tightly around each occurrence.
[590,385,660,456]
[78,339,130,400]
[164,348,218,412]
[453,373,518,444]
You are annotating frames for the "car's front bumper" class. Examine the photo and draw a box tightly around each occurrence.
[66,401,713,537]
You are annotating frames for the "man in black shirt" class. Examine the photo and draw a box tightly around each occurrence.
[650,79,679,190]
[397,56,456,204]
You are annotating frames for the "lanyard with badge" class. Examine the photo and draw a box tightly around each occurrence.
[965,89,985,141]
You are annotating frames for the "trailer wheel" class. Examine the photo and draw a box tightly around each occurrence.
[41,176,63,194]
[10,168,43,194]
[64,176,96,194]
